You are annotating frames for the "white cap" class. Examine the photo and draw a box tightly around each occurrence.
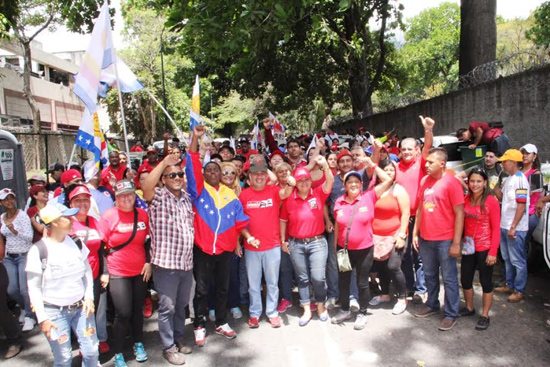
[520,144,538,154]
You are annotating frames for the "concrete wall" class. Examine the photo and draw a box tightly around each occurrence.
[334,65,550,161]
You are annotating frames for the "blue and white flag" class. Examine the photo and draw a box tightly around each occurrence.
[75,110,109,179]
[98,56,144,97]
[190,75,200,129]
[72,3,115,113]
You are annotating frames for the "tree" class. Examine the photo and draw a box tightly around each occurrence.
[162,0,403,119]
[526,1,550,49]
[459,0,497,81]
[3,0,108,131]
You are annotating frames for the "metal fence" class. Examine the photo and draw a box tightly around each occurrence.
[0,127,128,173]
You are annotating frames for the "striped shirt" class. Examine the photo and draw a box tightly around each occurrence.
[149,187,194,270]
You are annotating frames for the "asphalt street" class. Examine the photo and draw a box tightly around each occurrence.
[2,269,550,367]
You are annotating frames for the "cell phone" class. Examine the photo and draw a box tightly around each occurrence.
[530,173,543,193]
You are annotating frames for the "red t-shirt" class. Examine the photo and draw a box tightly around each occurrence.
[100,164,128,192]
[418,174,464,241]
[464,195,501,256]
[334,190,378,250]
[70,217,102,279]
[240,185,282,251]
[27,206,42,243]
[396,156,427,215]
[98,207,149,277]
[131,146,144,152]
[280,186,330,239]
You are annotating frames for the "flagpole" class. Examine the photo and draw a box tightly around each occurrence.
[68,144,77,167]
[113,61,131,158]
[145,88,183,138]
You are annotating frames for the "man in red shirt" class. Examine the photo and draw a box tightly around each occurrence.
[237,137,259,161]
[395,116,434,303]
[456,121,510,156]
[137,148,160,181]
[101,151,129,193]
[238,160,294,329]
[412,147,464,331]
[131,141,144,152]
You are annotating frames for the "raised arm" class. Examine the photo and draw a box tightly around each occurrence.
[142,151,181,202]
[186,125,206,200]
[262,118,280,153]
[420,115,435,160]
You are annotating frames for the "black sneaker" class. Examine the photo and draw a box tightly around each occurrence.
[458,307,475,317]
[475,316,490,331]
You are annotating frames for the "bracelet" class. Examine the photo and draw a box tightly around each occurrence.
[247,237,256,244]
[371,163,378,169]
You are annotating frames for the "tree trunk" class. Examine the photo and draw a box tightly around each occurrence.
[348,66,373,119]
[21,41,41,131]
[459,0,497,83]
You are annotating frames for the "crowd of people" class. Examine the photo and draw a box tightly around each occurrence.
[0,115,547,366]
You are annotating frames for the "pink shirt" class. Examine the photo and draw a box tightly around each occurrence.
[334,190,378,250]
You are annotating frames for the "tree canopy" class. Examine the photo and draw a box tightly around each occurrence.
[526,1,550,48]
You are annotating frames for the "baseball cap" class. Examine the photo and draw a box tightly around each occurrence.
[0,188,16,200]
[337,149,352,162]
[39,203,79,224]
[29,185,47,197]
[344,171,363,184]
[520,144,537,154]
[249,160,268,173]
[28,173,47,183]
[60,169,83,185]
[113,179,135,196]
[498,149,523,162]
[47,162,65,173]
[293,168,311,181]
[238,137,249,143]
[147,146,157,153]
[269,150,285,161]
[68,185,91,201]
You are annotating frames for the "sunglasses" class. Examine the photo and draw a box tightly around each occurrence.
[164,172,184,179]
[223,171,236,176]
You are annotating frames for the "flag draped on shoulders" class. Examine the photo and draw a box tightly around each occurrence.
[75,110,108,171]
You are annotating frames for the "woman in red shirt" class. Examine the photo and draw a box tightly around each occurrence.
[98,180,151,367]
[331,158,392,330]
[370,160,410,315]
[280,156,333,326]
[66,184,110,354]
[460,168,501,331]
[27,185,49,243]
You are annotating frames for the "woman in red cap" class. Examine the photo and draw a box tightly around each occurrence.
[279,156,334,326]
[66,184,110,354]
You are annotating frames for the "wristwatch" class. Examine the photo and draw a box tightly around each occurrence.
[398,233,407,240]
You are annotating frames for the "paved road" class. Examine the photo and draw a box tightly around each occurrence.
[2,270,550,367]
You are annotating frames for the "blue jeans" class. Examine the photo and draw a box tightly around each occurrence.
[154,266,193,350]
[3,253,31,316]
[245,247,281,318]
[402,218,427,294]
[325,231,339,299]
[279,249,295,301]
[500,228,528,294]
[289,237,328,305]
[419,238,460,319]
[44,305,99,367]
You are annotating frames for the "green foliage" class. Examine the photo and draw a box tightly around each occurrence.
[497,16,535,57]
[160,0,402,119]
[526,1,550,48]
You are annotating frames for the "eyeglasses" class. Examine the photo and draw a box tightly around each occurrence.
[163,172,184,179]
[223,171,236,176]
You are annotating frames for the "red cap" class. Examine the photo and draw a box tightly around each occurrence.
[293,168,311,181]
[60,169,82,185]
[29,185,47,197]
[336,149,352,162]
[68,185,91,201]
[269,150,285,160]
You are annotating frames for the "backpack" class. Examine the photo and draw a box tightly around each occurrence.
[35,236,83,272]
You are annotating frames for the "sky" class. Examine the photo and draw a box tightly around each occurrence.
[33,0,546,53]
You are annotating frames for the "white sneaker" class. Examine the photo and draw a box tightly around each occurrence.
[194,327,206,347]
[392,301,407,315]
[353,313,367,330]
[208,309,216,322]
[349,299,360,312]
[369,295,390,306]
[325,297,337,310]
[230,307,243,319]
[22,317,36,332]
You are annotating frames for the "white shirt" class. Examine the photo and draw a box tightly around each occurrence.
[26,236,93,323]
[501,171,529,231]
[0,210,33,254]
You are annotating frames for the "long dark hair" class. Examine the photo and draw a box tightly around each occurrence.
[467,168,490,212]
[64,184,86,208]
